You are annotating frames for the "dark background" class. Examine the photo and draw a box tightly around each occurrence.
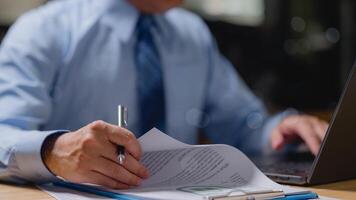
[1,0,355,114]
[202,0,356,113]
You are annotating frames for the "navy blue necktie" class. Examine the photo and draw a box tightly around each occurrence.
[134,15,166,135]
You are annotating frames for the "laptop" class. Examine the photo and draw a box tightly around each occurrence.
[252,61,356,185]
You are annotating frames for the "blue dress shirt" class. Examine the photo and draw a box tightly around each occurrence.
[0,0,291,183]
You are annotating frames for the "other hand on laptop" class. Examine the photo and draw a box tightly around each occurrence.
[270,115,329,155]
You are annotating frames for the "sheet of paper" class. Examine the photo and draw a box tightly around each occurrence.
[138,129,279,189]
[105,128,307,199]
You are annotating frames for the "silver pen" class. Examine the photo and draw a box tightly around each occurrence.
[117,105,128,165]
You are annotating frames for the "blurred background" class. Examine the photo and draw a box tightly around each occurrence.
[0,0,355,119]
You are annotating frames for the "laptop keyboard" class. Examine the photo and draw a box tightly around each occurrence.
[258,161,311,176]
[251,152,314,177]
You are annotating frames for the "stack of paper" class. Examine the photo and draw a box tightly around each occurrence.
[40,128,318,200]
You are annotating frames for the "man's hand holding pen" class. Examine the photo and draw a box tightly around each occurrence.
[43,120,149,189]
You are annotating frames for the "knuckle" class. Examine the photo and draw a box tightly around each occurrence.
[89,120,106,131]
[127,130,136,138]
[84,133,96,144]
[125,132,135,142]
[81,134,97,150]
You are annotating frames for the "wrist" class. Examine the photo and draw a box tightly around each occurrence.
[41,132,66,176]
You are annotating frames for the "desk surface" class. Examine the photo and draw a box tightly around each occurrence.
[1,180,356,200]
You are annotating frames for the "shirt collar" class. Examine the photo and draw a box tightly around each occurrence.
[100,0,171,42]
[101,0,140,42]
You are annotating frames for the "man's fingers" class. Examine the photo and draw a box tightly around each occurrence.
[85,170,129,189]
[311,120,327,141]
[271,128,284,150]
[120,154,149,179]
[94,156,142,186]
[271,123,302,150]
[89,121,142,160]
[321,121,329,133]
[107,125,142,160]
[294,124,321,155]
[98,142,149,179]
[271,115,329,155]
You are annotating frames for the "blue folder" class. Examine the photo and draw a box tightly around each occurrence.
[53,181,318,200]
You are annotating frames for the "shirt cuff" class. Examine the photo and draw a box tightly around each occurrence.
[262,108,298,154]
[14,130,68,183]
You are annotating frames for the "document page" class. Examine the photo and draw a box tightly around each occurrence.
[106,128,307,200]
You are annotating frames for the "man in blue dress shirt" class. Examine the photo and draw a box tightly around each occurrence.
[0,0,328,188]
